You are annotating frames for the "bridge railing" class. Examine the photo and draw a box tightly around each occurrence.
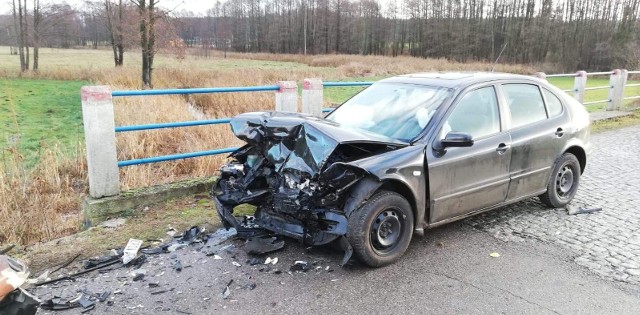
[536,69,638,110]
[82,70,638,199]
[81,80,373,198]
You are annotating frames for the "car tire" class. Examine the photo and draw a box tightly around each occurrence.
[539,153,581,208]
[346,190,414,267]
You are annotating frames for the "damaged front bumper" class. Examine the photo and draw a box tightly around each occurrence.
[212,112,406,249]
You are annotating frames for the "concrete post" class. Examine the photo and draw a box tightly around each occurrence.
[534,72,546,80]
[81,86,120,198]
[573,71,587,104]
[275,81,298,112]
[302,78,323,117]
[607,69,628,111]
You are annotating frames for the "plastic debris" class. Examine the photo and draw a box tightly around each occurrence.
[290,261,310,272]
[172,259,183,272]
[0,255,39,315]
[180,226,206,244]
[489,252,501,258]
[248,257,264,265]
[264,257,278,265]
[232,261,242,267]
[131,269,146,281]
[40,293,94,312]
[222,280,233,299]
[122,239,144,265]
[213,255,223,260]
[244,236,285,255]
[167,243,188,252]
[568,206,603,215]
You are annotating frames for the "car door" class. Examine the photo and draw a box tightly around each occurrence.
[427,85,512,223]
[498,83,571,201]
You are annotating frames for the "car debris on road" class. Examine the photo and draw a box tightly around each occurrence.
[0,255,40,315]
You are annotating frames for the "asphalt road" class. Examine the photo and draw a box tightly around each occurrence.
[33,221,640,315]
[32,125,640,315]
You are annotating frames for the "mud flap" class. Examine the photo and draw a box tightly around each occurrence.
[337,236,354,266]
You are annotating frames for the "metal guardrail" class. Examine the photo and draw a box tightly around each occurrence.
[112,82,372,167]
[82,72,638,198]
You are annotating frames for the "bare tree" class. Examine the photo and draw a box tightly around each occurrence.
[131,0,159,87]
[105,0,125,66]
[12,0,27,71]
[32,0,40,71]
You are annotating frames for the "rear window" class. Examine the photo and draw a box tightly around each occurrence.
[502,84,547,128]
[542,88,563,117]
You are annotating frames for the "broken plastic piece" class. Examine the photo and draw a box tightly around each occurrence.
[131,269,146,281]
[290,261,310,272]
[489,252,501,258]
[0,288,39,315]
[222,280,233,299]
[232,261,242,267]
[248,257,264,265]
[122,239,143,265]
[243,237,285,255]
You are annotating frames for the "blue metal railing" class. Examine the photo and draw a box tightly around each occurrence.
[113,81,373,167]
[112,85,280,97]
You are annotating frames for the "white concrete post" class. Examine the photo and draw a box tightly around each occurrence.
[302,78,323,117]
[534,72,547,80]
[573,71,587,104]
[81,86,120,198]
[607,69,628,111]
[275,81,298,112]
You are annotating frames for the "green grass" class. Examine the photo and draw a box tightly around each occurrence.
[0,79,87,164]
[324,76,640,111]
[547,76,640,112]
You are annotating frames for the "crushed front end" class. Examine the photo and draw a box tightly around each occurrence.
[212,112,404,256]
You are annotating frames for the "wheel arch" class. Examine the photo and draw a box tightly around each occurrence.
[564,145,587,174]
[379,179,420,232]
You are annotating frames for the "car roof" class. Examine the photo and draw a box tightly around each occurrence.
[378,72,540,89]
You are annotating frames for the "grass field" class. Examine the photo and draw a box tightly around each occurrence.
[0,46,639,246]
[0,79,86,165]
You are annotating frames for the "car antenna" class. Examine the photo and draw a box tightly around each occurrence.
[491,42,508,72]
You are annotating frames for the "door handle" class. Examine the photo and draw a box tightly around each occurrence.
[496,143,510,154]
[555,127,564,137]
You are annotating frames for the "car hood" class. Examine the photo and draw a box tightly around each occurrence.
[229,111,408,176]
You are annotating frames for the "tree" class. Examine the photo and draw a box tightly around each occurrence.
[12,0,28,72]
[105,0,125,66]
[131,0,159,87]
[32,0,40,71]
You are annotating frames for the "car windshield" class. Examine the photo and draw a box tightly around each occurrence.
[326,83,452,141]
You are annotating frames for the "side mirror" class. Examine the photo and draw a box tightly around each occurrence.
[441,132,474,148]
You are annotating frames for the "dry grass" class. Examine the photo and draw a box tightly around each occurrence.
[0,47,539,246]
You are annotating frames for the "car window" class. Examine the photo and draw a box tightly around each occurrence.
[327,83,452,141]
[441,86,500,140]
[542,88,563,117]
[503,84,548,128]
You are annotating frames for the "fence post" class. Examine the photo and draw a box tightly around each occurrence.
[607,69,628,111]
[275,81,298,112]
[81,86,120,198]
[302,78,323,117]
[573,71,587,104]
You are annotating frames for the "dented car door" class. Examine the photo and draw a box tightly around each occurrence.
[427,86,512,223]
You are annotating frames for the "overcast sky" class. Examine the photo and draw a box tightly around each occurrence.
[1,0,212,15]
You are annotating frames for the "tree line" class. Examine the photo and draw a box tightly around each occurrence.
[1,0,638,82]
[192,0,639,70]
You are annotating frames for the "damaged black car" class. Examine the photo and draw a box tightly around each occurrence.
[213,72,591,267]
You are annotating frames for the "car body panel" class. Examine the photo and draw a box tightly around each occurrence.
[212,72,591,249]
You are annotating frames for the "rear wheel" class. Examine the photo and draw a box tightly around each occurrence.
[539,153,581,208]
[346,190,414,267]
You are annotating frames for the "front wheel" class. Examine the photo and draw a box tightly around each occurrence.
[346,190,414,267]
[539,153,581,208]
